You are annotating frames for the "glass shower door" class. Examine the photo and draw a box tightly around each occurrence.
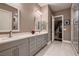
[72,3,79,53]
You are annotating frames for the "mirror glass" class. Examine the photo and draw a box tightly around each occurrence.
[34,11,42,32]
[0,3,20,32]
[0,9,12,32]
[42,21,47,30]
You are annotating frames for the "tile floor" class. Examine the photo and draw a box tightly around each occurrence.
[36,41,78,56]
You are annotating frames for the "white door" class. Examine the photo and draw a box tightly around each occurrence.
[52,16,54,42]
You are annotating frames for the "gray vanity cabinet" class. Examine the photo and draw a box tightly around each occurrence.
[18,44,27,56]
[0,33,48,56]
[0,38,29,56]
[0,46,19,56]
[0,47,13,56]
[36,34,48,55]
[41,34,47,47]
[36,35,42,52]
[11,46,19,56]
[29,34,48,56]
[0,45,24,56]
[44,34,48,43]
[12,39,29,56]
[29,37,37,56]
[18,39,29,56]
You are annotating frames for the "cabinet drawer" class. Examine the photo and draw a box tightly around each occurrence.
[0,48,12,56]
[0,38,26,51]
[0,46,19,56]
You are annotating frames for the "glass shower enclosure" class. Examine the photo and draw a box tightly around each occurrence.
[71,3,79,53]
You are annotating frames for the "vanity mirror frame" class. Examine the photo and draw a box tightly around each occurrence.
[12,9,20,32]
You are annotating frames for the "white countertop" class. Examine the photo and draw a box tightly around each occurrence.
[0,31,48,44]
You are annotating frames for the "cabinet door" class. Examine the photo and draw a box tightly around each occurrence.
[0,48,12,56]
[36,35,42,51]
[29,37,36,56]
[41,35,45,47]
[42,34,48,47]
[12,46,19,56]
[36,34,48,52]
[44,34,48,43]
[0,46,19,56]
[18,39,29,56]
[18,43,27,56]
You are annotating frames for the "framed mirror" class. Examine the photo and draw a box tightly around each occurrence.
[34,9,47,32]
[0,3,20,33]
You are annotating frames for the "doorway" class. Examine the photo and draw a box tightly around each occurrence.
[52,15,64,42]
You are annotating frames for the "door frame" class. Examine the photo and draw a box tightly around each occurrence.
[52,15,64,42]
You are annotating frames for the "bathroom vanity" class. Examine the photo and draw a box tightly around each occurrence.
[0,32,48,56]
[0,3,48,56]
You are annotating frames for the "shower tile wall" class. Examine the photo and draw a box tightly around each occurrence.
[71,3,79,53]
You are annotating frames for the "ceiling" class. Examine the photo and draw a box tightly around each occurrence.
[49,3,71,12]
[38,3,72,12]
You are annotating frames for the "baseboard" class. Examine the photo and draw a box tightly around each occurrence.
[62,40,71,43]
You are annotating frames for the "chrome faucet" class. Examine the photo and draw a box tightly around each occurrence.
[9,31,12,37]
